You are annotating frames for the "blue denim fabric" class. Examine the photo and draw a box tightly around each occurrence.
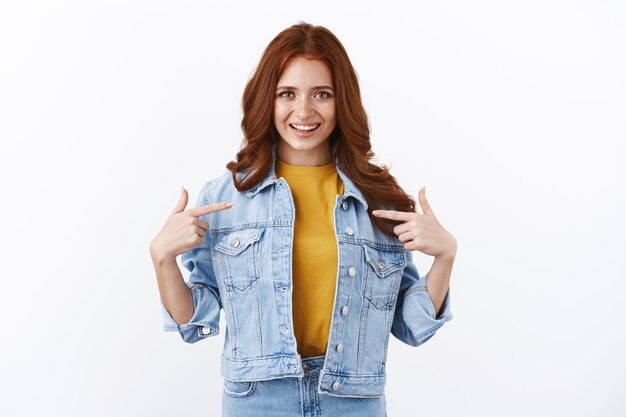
[221,354,387,417]
[161,143,453,398]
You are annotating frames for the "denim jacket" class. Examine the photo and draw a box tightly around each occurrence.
[161,145,453,398]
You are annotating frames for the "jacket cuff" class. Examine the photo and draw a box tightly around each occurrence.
[392,273,453,346]
[161,283,221,343]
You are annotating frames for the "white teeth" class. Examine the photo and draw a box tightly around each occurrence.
[291,123,319,131]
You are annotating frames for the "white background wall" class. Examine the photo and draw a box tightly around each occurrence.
[1,1,624,416]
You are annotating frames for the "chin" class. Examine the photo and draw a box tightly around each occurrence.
[287,144,320,153]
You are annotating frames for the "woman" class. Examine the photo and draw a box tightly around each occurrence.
[150,21,456,417]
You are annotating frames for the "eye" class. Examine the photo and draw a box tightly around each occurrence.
[278,91,294,98]
[316,91,333,99]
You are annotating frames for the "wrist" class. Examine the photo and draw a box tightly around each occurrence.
[150,242,176,266]
[438,235,457,262]
[435,252,456,263]
[436,245,457,263]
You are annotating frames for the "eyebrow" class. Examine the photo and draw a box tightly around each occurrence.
[276,85,335,91]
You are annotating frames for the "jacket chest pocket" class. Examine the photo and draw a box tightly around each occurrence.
[214,228,265,292]
[362,245,406,310]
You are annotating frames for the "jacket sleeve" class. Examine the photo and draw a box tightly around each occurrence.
[160,181,222,343]
[391,249,453,347]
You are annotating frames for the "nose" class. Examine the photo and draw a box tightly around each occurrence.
[295,95,315,118]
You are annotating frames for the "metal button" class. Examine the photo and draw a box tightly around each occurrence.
[336,343,343,352]
[341,306,349,315]
[348,267,356,276]
[377,260,385,270]
[201,326,211,335]
[231,238,240,248]
[332,381,341,390]
[345,226,353,235]
[341,201,348,210]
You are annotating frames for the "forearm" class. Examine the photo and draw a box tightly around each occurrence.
[150,249,194,325]
[425,252,455,317]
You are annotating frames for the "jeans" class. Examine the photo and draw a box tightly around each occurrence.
[221,354,388,417]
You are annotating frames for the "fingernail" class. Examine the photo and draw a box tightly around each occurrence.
[225,202,233,207]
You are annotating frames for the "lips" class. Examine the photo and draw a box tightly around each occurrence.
[289,123,320,132]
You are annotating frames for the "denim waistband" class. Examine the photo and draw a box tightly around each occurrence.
[301,354,325,376]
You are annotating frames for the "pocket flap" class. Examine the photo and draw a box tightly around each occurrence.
[363,245,406,278]
[215,228,264,256]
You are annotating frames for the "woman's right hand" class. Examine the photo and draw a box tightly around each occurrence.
[149,186,233,264]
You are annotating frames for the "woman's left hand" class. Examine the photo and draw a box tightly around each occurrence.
[372,186,457,259]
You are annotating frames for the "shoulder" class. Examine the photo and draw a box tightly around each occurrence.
[197,168,240,204]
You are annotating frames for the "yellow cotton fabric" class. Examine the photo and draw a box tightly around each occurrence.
[275,157,345,358]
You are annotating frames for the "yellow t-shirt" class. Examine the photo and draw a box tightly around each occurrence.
[275,157,345,358]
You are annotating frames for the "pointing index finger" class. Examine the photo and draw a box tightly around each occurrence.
[188,201,233,217]
[371,209,413,221]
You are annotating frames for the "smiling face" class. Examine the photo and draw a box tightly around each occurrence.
[273,56,337,166]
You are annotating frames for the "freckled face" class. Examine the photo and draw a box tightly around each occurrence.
[273,56,336,166]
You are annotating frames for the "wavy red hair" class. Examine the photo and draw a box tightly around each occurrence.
[226,21,416,237]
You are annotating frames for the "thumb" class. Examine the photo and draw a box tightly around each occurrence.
[418,186,434,216]
[171,186,189,214]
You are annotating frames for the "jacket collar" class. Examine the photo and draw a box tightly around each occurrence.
[244,143,368,210]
